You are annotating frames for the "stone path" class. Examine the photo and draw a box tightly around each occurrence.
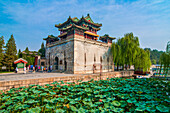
[0,72,75,81]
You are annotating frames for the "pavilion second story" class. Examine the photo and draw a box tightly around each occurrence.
[43,14,115,47]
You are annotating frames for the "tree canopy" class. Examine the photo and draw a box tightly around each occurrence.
[3,35,17,71]
[159,42,170,75]
[38,42,45,57]
[144,48,164,64]
[111,32,151,72]
[0,36,5,68]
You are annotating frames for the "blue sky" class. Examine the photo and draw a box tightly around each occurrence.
[0,0,170,51]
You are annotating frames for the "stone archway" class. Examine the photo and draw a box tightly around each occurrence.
[64,60,67,71]
[55,57,59,70]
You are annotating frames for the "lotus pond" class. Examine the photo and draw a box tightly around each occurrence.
[0,78,169,113]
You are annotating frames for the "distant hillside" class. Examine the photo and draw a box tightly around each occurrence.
[144,48,164,64]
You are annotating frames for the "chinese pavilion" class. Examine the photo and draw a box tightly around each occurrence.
[14,58,27,73]
[44,14,115,74]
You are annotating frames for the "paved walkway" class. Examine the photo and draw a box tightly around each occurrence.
[0,72,75,81]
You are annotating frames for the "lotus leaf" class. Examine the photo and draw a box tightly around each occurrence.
[135,105,146,112]
[40,93,47,96]
[27,106,41,113]
[49,91,56,95]
[120,100,127,107]
[0,78,169,112]
[75,97,81,101]
[55,109,65,113]
[70,105,78,112]
[95,102,103,105]
[127,98,137,103]
[146,106,156,112]
[104,103,110,108]
[112,101,121,107]
[69,100,77,104]
[45,104,54,109]
[24,100,38,104]
[113,107,124,112]
[156,105,169,112]
[165,99,170,103]
[4,100,13,105]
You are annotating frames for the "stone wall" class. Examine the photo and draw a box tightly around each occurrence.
[0,71,134,91]
[46,39,74,73]
[74,35,113,74]
[46,34,114,74]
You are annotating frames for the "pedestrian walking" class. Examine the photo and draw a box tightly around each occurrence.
[50,65,52,72]
[33,66,35,73]
[24,67,26,74]
[15,67,18,73]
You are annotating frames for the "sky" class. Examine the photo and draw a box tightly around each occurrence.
[0,0,170,51]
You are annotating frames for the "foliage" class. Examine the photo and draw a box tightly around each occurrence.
[144,48,164,64]
[111,32,151,72]
[0,36,5,68]
[38,42,45,57]
[0,78,169,112]
[152,59,156,65]
[25,47,29,54]
[134,48,151,72]
[111,42,121,69]
[159,52,170,75]
[18,49,22,58]
[3,35,17,71]
[21,47,35,66]
[166,41,170,53]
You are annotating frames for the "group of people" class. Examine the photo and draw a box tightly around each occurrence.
[40,65,53,73]
[15,65,53,74]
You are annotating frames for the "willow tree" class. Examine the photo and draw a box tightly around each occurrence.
[159,52,170,76]
[123,33,139,69]
[111,42,121,70]
[134,48,151,72]
[115,33,139,70]
[111,32,151,72]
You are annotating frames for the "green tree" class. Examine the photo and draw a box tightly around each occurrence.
[123,33,139,69]
[25,47,29,54]
[4,34,17,71]
[0,36,5,69]
[111,32,151,72]
[114,33,139,70]
[18,49,22,58]
[145,48,164,64]
[38,42,45,57]
[134,49,151,72]
[152,59,156,64]
[159,52,170,76]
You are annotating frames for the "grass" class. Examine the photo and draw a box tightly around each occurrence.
[0,71,14,74]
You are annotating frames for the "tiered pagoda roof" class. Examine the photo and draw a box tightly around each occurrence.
[43,35,59,40]
[55,14,102,31]
[44,14,115,45]
[100,34,116,42]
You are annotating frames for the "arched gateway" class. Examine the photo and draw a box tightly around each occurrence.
[55,57,59,70]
